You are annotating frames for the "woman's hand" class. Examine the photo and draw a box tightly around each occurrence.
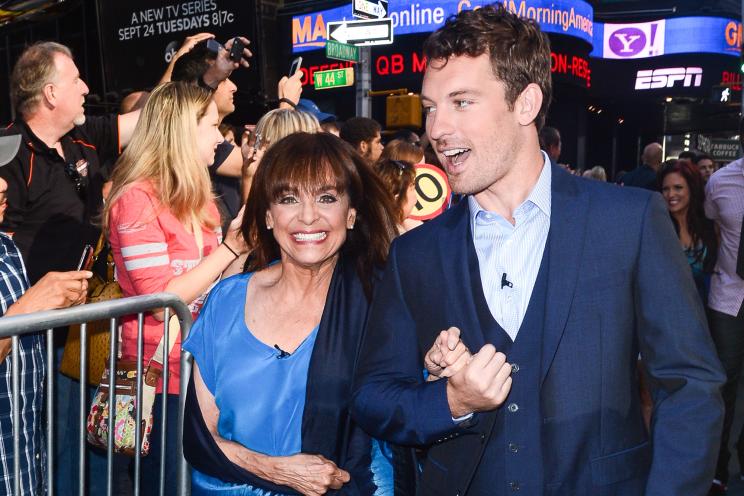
[424,327,471,382]
[224,206,248,255]
[268,453,350,496]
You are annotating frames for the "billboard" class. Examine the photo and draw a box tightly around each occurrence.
[98,0,259,95]
[592,17,741,59]
[291,0,594,53]
[601,20,665,59]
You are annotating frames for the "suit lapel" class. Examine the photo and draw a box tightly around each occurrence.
[436,201,488,351]
[541,166,589,385]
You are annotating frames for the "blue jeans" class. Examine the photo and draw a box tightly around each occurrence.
[137,393,180,496]
[54,367,127,494]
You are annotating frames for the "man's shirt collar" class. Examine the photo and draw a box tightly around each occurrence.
[468,151,552,232]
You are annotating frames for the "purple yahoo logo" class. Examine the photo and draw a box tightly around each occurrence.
[609,27,647,57]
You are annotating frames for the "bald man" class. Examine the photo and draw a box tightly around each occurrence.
[622,142,663,191]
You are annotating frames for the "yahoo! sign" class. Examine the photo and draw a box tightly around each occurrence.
[603,20,665,59]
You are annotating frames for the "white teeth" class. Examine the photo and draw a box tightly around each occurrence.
[294,232,327,241]
[443,148,469,157]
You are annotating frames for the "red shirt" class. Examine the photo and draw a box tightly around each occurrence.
[109,180,220,394]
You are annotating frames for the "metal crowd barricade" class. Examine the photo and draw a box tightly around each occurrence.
[0,292,194,496]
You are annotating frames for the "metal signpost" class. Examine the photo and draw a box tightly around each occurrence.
[326,17,393,117]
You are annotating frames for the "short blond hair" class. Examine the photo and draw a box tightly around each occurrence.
[254,109,319,148]
[11,41,72,118]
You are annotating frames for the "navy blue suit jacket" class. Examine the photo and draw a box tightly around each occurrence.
[351,165,725,495]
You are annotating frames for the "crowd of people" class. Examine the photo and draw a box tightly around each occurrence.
[0,4,740,496]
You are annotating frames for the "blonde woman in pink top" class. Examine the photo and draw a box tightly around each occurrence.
[103,82,247,494]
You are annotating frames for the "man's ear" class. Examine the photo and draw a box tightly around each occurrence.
[358,140,369,155]
[515,83,543,127]
[42,83,56,109]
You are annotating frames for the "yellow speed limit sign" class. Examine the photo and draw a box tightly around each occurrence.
[409,164,452,221]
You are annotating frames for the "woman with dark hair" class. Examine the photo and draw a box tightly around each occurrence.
[658,159,718,303]
[182,132,412,495]
[374,159,422,234]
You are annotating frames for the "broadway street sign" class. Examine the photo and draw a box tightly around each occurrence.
[327,18,393,46]
[325,40,360,62]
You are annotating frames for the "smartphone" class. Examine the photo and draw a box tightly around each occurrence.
[205,38,223,55]
[77,244,94,271]
[252,132,263,151]
[228,37,246,63]
[289,56,303,77]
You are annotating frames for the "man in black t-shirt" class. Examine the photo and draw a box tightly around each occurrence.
[0,41,143,284]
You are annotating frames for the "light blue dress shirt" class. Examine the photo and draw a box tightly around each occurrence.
[468,153,552,341]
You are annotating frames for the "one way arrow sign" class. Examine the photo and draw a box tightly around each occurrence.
[327,18,394,46]
[353,0,388,20]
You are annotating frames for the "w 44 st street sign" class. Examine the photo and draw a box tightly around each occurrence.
[327,18,393,46]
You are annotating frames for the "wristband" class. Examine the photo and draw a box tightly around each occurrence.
[278,98,297,108]
[222,241,239,259]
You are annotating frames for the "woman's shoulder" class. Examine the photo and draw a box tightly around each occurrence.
[208,272,254,301]
[111,180,158,212]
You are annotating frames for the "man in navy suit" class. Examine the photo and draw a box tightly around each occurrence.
[351,5,725,495]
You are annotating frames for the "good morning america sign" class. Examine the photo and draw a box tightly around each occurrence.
[291,0,594,53]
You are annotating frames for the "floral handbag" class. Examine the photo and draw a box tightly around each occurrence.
[86,315,180,456]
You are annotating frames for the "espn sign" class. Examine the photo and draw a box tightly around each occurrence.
[634,67,703,90]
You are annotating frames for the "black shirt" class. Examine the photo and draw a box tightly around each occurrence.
[0,116,119,283]
[209,141,241,226]
[622,164,658,191]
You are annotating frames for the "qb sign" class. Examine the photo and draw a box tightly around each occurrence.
[409,164,451,221]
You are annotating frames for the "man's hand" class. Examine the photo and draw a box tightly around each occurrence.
[0,270,92,361]
[277,69,303,109]
[176,32,214,61]
[203,36,252,88]
[424,327,471,381]
[268,453,350,496]
[159,32,215,84]
[446,344,513,418]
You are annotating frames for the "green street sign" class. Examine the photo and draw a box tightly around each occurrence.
[313,67,355,90]
[325,40,359,62]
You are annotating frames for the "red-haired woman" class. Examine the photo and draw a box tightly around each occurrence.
[658,159,718,303]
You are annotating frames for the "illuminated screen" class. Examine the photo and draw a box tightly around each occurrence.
[591,17,741,59]
[291,0,594,53]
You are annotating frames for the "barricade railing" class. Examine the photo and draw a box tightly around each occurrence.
[0,292,194,496]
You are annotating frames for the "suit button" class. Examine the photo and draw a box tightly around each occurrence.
[507,403,519,413]
[511,363,520,373]
[508,442,519,453]
[480,433,486,443]
[510,481,520,491]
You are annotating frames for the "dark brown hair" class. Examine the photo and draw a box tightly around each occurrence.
[423,4,552,130]
[242,132,398,296]
[658,159,718,272]
[375,159,417,223]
